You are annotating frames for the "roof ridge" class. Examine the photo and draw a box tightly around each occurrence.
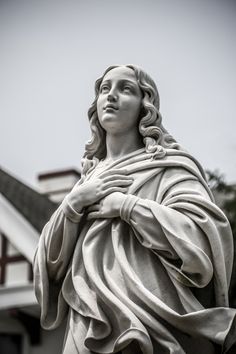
[0,168,58,233]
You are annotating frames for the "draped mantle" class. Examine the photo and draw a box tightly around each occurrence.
[34,149,236,353]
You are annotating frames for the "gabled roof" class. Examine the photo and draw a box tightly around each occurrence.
[0,168,58,233]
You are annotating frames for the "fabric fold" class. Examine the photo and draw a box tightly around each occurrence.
[34,149,236,353]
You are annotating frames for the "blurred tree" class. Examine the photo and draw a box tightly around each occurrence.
[206,170,236,307]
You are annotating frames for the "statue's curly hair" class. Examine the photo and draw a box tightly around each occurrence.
[82,64,181,176]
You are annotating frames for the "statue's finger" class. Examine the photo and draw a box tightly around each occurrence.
[100,169,128,178]
[87,212,102,220]
[103,174,133,183]
[87,204,100,212]
[103,180,133,189]
[101,187,128,197]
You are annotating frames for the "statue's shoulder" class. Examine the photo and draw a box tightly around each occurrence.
[163,149,207,181]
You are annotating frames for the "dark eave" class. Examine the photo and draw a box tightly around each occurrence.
[38,168,80,180]
[0,168,58,233]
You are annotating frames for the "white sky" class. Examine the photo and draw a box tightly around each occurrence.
[1,0,236,188]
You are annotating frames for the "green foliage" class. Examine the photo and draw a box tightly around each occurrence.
[206,169,232,193]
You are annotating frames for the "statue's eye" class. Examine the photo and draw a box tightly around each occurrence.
[100,85,110,93]
[123,86,132,92]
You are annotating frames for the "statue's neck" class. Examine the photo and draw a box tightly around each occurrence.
[105,131,143,161]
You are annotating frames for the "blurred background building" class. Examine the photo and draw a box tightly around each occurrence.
[0,167,80,354]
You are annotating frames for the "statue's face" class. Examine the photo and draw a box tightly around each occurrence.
[97,67,142,135]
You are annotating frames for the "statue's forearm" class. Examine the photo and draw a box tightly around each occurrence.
[41,198,82,281]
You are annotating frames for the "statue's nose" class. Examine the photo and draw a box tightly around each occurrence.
[107,93,117,102]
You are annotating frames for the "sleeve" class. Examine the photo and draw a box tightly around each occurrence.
[119,168,233,305]
[33,195,83,329]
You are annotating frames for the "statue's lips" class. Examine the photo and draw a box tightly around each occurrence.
[103,105,118,111]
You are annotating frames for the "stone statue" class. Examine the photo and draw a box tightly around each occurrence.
[34,65,236,353]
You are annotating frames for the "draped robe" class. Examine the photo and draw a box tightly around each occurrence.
[34,148,236,354]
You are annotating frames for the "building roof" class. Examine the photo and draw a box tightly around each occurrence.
[0,168,58,233]
[38,168,81,180]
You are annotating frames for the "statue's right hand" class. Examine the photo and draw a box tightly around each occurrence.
[66,169,133,213]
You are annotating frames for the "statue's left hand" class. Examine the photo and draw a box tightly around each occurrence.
[86,192,126,220]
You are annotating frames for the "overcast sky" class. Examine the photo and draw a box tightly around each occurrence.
[1,0,236,189]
